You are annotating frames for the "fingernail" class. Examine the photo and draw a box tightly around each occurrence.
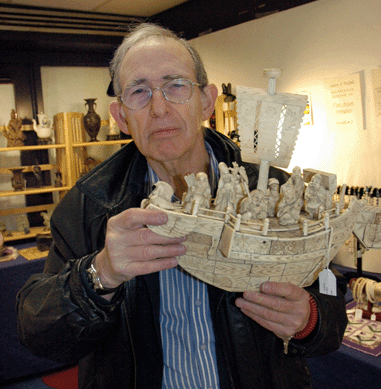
[158,213,168,223]
[261,282,270,292]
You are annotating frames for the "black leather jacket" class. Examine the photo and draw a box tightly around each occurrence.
[17,129,348,389]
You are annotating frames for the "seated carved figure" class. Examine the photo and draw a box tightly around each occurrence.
[277,183,304,226]
[183,172,211,213]
[305,174,327,219]
[230,162,250,208]
[287,166,305,200]
[214,162,236,213]
[239,189,267,221]
[267,178,280,217]
[141,181,176,210]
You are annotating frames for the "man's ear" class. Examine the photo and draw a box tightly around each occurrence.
[201,84,219,122]
[109,100,129,135]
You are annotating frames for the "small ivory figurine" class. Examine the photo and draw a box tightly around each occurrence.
[305,174,328,219]
[267,178,280,217]
[214,162,236,213]
[141,181,176,210]
[277,183,304,226]
[239,189,267,221]
[230,162,250,206]
[182,172,211,213]
[287,166,305,200]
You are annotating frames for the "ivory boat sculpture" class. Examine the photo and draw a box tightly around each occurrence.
[142,70,372,292]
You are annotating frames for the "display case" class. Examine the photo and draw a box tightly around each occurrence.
[0,112,131,242]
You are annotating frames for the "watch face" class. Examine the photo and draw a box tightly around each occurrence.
[87,262,119,294]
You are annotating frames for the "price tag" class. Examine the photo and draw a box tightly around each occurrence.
[319,268,337,296]
[371,313,376,321]
[355,308,363,320]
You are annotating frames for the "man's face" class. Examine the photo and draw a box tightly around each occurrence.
[310,176,321,189]
[253,191,264,205]
[118,37,214,165]
[270,184,278,193]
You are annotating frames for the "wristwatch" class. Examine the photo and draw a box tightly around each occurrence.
[86,261,119,295]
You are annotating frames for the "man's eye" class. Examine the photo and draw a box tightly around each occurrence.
[131,87,146,95]
[171,82,185,88]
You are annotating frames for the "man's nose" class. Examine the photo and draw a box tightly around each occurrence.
[150,87,170,117]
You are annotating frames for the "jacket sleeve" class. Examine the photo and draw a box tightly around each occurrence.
[16,186,124,364]
[289,267,348,357]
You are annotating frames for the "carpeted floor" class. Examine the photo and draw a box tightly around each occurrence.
[0,366,78,389]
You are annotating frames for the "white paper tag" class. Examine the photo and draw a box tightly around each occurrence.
[355,308,363,320]
[371,313,376,321]
[319,268,337,296]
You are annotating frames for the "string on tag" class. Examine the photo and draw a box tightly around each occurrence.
[319,226,337,296]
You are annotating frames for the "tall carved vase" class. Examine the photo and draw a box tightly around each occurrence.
[83,98,101,142]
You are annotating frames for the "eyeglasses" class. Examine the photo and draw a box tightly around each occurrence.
[119,78,203,110]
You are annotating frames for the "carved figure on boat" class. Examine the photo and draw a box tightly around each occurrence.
[277,182,304,225]
[287,166,305,200]
[239,189,267,221]
[304,173,328,219]
[214,162,236,213]
[183,172,211,214]
[267,178,280,217]
[231,161,250,206]
[141,181,177,210]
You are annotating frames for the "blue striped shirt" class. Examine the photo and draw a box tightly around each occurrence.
[145,141,221,389]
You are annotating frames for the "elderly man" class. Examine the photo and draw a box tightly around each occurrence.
[17,23,347,389]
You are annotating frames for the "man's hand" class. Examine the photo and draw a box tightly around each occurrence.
[235,282,311,339]
[93,208,187,292]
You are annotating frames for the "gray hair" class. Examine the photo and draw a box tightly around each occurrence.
[110,23,209,96]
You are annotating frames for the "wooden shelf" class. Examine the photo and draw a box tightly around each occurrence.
[0,186,70,197]
[0,163,56,175]
[0,203,55,216]
[0,140,132,151]
[73,139,131,147]
[0,144,65,152]
[4,226,50,242]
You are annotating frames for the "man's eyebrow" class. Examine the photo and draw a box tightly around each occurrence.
[127,78,147,87]
[126,75,186,87]
[164,74,186,80]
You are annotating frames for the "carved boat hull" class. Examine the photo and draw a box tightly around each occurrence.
[146,198,366,292]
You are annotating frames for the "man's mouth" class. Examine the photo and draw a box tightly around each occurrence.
[151,128,179,137]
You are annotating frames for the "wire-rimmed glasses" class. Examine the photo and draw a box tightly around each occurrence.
[119,78,202,110]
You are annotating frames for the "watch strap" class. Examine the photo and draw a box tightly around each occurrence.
[86,262,119,295]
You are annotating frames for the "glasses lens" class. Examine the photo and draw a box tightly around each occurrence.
[122,85,151,110]
[163,79,193,103]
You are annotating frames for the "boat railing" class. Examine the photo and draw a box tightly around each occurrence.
[225,209,336,238]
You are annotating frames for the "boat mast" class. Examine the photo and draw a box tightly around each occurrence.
[256,69,282,193]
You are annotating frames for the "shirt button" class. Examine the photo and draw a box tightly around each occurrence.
[195,299,202,306]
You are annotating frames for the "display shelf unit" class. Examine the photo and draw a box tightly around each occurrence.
[1,112,131,242]
[4,226,51,242]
